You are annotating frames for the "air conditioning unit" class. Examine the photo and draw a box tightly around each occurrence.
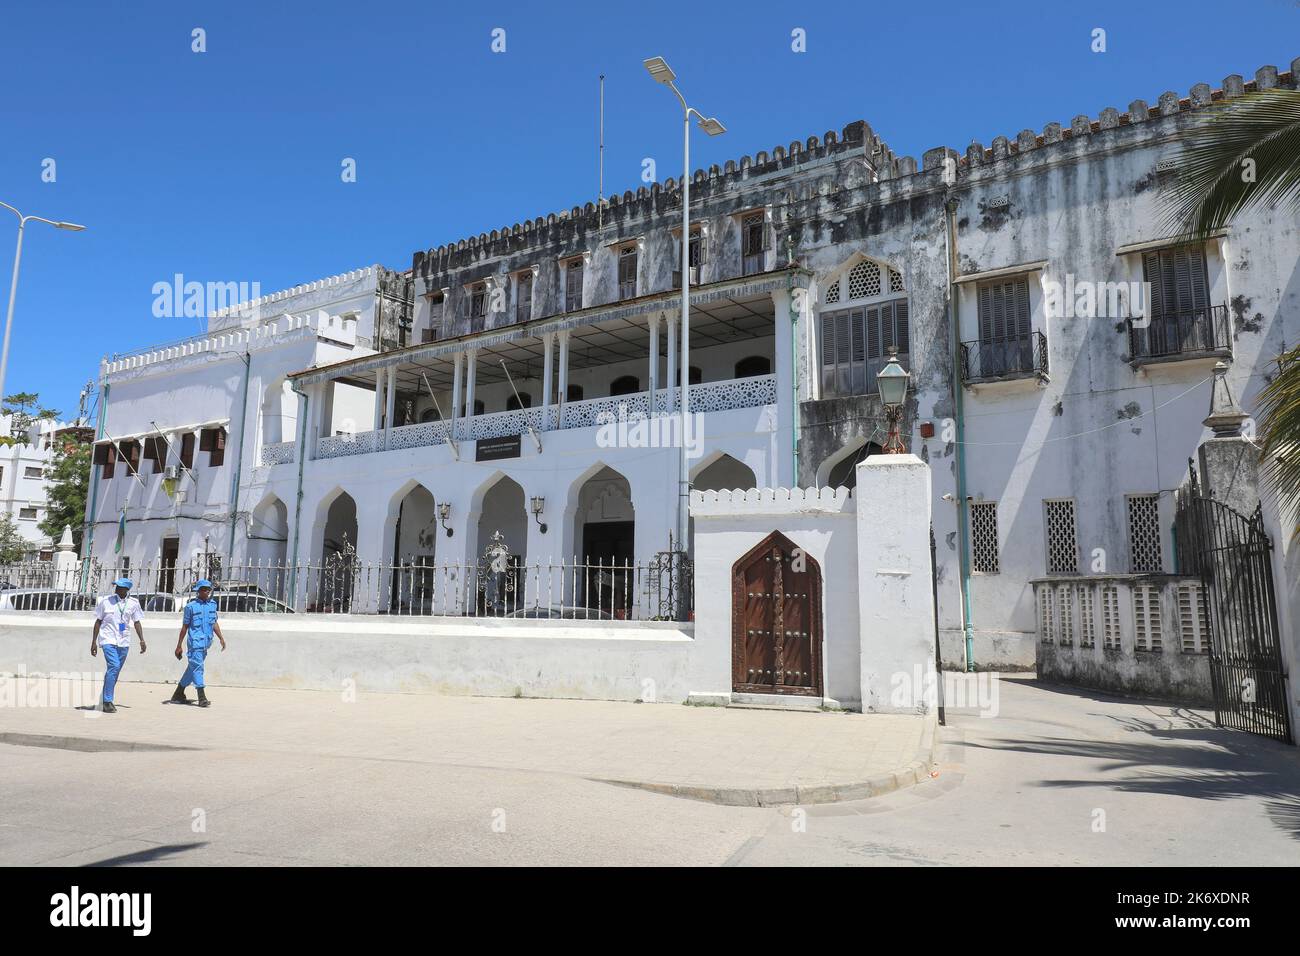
[163,465,179,481]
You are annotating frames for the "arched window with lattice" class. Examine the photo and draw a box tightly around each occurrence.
[817,256,910,398]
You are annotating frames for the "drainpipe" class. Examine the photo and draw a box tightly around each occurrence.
[225,351,252,569]
[944,195,976,672]
[787,272,801,482]
[80,377,109,592]
[286,381,310,610]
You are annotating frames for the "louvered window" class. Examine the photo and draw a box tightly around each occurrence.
[565,260,583,312]
[742,213,767,275]
[1140,245,1212,355]
[1056,585,1074,646]
[1102,585,1121,648]
[200,427,226,467]
[1078,585,1096,648]
[618,246,637,300]
[1177,582,1209,654]
[1127,493,1162,572]
[1044,499,1078,574]
[672,232,703,289]
[180,432,195,470]
[469,283,487,319]
[516,272,532,324]
[1133,584,1162,651]
[819,300,910,397]
[976,276,1034,376]
[971,502,999,573]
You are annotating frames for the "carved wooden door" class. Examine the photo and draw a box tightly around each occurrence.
[732,531,822,696]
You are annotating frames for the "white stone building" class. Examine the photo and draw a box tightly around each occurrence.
[1,415,87,559]
[83,58,1300,690]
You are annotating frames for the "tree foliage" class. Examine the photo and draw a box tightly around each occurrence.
[37,432,92,551]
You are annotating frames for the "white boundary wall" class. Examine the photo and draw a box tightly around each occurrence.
[4,460,936,711]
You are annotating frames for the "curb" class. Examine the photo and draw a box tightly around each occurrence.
[597,711,939,807]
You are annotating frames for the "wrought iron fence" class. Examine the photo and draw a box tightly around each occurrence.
[0,543,694,621]
[960,331,1049,381]
[1128,303,1231,361]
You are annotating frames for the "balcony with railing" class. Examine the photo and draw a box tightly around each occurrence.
[960,331,1049,385]
[312,374,778,460]
[1127,303,1231,366]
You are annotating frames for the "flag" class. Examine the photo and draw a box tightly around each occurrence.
[114,508,126,554]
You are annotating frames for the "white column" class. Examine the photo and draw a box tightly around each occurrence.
[464,349,477,422]
[541,333,554,429]
[383,366,397,449]
[648,313,660,415]
[665,313,677,410]
[450,351,463,440]
[371,369,384,432]
[772,287,796,487]
[856,454,935,714]
[556,331,570,428]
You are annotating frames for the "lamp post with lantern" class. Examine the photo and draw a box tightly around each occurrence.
[877,349,911,454]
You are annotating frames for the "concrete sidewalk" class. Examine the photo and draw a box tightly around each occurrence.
[0,678,934,806]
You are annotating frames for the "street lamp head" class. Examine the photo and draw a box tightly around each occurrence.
[643,56,675,84]
[876,350,910,408]
[697,116,726,136]
[55,222,86,231]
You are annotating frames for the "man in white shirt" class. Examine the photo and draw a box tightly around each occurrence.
[90,577,147,713]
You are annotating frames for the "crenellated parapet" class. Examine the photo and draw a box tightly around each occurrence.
[935,60,1298,175]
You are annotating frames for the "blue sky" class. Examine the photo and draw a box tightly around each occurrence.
[0,0,1295,417]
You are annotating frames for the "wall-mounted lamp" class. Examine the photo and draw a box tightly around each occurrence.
[438,502,454,537]
[530,496,547,534]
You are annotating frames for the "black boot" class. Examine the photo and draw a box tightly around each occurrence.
[196,688,210,708]
[102,700,117,714]
[170,685,188,704]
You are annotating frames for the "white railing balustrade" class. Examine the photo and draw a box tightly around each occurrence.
[388,419,451,450]
[310,375,777,461]
[690,374,777,412]
[462,407,543,441]
[317,430,380,459]
[260,441,296,466]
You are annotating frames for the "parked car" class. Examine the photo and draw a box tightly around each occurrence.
[176,580,270,598]
[0,589,95,611]
[506,606,614,620]
[136,592,295,614]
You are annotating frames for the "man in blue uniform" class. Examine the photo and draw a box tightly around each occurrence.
[171,580,225,707]
[91,578,146,713]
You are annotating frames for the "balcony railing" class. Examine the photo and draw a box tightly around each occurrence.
[961,331,1049,383]
[312,374,778,460]
[260,441,296,466]
[1127,303,1231,362]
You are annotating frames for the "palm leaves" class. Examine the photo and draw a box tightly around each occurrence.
[1160,90,1300,511]
[1256,345,1300,514]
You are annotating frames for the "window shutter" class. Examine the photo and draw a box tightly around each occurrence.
[209,428,226,467]
[102,444,116,479]
[866,306,881,359]
[820,316,835,366]
[979,283,994,343]
[850,309,866,363]
[181,432,195,469]
[1013,278,1030,338]
[93,444,110,466]
[893,300,910,354]
[199,428,215,452]
[125,440,141,474]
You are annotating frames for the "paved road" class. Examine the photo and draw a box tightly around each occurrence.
[1,676,1296,865]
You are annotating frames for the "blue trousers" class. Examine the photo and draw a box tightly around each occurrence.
[102,644,128,702]
[178,641,209,689]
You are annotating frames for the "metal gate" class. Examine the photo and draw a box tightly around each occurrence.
[1175,465,1293,743]
[731,531,823,696]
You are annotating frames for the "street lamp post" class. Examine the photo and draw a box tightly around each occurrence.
[643,56,725,564]
[0,202,86,409]
[877,349,911,453]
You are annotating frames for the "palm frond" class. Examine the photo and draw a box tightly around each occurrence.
[1159,89,1300,243]
[1257,344,1300,515]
